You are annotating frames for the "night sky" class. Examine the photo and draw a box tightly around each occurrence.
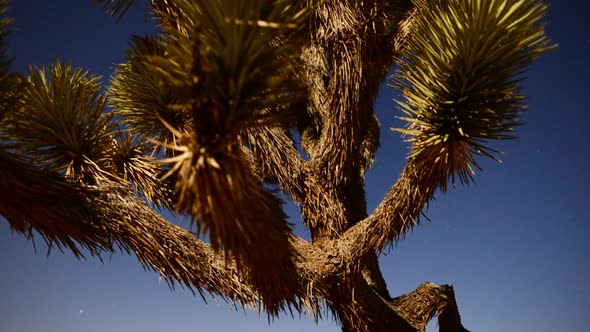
[1,1,589,331]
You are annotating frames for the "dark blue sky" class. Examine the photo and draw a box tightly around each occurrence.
[1,1,589,331]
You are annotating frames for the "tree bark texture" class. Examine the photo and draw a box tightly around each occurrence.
[0,0,474,331]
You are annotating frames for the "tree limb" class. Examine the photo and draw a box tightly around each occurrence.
[1,149,471,331]
[299,0,416,240]
[389,282,470,332]
[333,159,436,264]
[0,150,307,315]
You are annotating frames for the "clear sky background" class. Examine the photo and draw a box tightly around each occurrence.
[1,1,588,331]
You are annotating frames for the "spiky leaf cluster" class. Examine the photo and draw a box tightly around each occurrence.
[108,130,171,206]
[3,61,114,180]
[394,0,554,190]
[149,0,309,141]
[0,59,168,204]
[109,1,308,309]
[110,35,185,147]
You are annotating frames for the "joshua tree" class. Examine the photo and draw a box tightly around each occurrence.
[0,0,553,331]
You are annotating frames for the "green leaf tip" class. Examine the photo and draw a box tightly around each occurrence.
[393,0,555,191]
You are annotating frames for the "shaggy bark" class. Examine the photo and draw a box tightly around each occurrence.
[1,148,466,330]
[1,0,463,330]
[2,0,556,330]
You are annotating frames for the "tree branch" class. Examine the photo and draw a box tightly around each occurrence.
[389,282,470,332]
[0,150,308,315]
[310,0,370,185]
[326,158,437,269]
[298,0,416,240]
[0,149,470,331]
[327,274,417,332]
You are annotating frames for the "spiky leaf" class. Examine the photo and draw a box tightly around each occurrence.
[4,60,114,180]
[393,0,554,190]
[95,0,137,19]
[107,129,172,206]
[110,35,186,147]
[110,1,308,311]
[147,0,309,141]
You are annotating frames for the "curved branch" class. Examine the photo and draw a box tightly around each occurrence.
[390,282,470,332]
[0,150,309,316]
[327,158,436,268]
[334,0,555,264]
[1,150,471,331]
[325,279,470,332]
[327,275,417,332]
[0,151,114,256]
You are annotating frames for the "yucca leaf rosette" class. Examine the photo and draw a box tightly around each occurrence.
[3,61,114,181]
[107,129,172,207]
[394,0,554,191]
[110,35,186,149]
